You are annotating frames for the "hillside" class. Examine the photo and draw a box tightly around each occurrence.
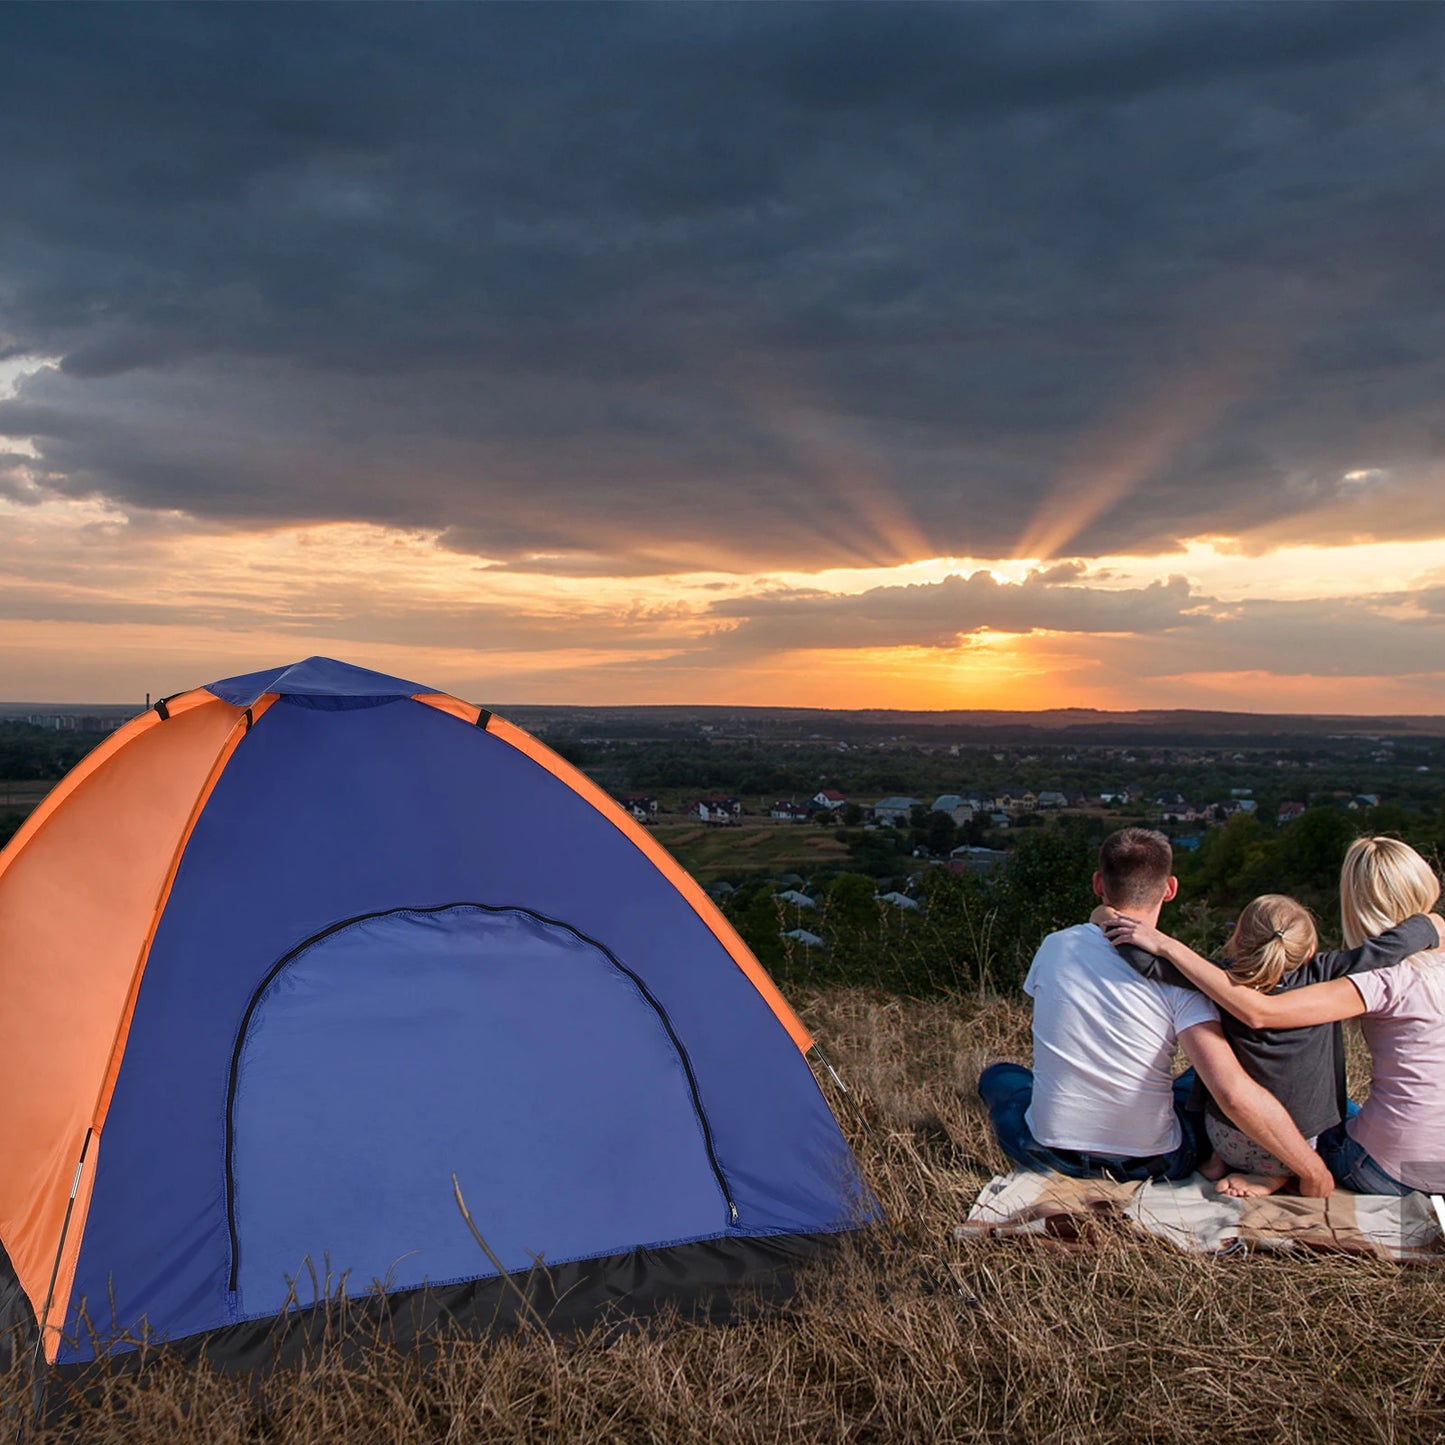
[12,991,1441,1442]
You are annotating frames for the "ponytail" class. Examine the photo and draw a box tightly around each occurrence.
[1226,895,1317,992]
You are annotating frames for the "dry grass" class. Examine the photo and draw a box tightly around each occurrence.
[8,991,1443,1443]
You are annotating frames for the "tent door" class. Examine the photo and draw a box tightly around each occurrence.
[224,904,734,1317]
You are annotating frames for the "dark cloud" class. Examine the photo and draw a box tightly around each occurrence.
[706,570,1197,649]
[694,569,1445,692]
[1070,599,1445,687]
[1166,598,1445,678]
[1,3,1444,568]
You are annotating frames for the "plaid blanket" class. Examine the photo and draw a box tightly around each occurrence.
[957,1171,1445,1262]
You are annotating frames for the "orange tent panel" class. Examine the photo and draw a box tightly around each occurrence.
[0,694,243,1343]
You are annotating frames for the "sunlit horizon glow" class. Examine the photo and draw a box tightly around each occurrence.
[3,358,1443,712]
[3,493,1443,713]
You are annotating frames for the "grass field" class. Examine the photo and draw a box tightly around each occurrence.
[654,820,852,881]
[0,782,50,810]
[10,991,1443,1443]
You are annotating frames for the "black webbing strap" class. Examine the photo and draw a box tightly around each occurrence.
[475,708,492,730]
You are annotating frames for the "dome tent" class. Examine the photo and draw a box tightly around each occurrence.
[0,657,873,1376]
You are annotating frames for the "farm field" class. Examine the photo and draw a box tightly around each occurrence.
[0,784,49,848]
[0,781,50,811]
[13,991,1443,1444]
[653,819,852,882]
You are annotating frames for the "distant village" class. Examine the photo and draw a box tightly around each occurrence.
[577,718,1444,904]
[599,731,1428,833]
[3,705,1441,879]
[12,712,128,733]
[613,781,1391,847]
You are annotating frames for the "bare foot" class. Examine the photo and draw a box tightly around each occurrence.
[1215,1172,1290,1198]
[1199,1153,1227,1182]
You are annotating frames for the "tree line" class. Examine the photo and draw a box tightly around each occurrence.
[722,805,1445,999]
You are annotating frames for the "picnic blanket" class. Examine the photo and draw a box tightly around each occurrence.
[957,1171,1445,1262]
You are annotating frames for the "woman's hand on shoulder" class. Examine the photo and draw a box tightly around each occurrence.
[1100,913,1168,956]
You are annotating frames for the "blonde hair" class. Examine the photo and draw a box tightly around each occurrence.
[1340,837,1440,952]
[1224,894,1318,991]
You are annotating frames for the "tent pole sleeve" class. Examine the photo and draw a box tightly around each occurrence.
[31,1128,92,1370]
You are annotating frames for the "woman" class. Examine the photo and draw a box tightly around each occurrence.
[1100,837,1445,1196]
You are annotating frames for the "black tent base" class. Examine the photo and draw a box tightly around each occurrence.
[41,1229,858,1411]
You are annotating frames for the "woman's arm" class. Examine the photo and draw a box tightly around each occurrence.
[1088,904,1196,987]
[1098,915,1367,1029]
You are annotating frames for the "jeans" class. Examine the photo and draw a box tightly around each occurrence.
[977,1061,1202,1182]
[1317,1122,1412,1196]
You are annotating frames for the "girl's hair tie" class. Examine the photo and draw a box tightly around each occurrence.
[1271,928,1286,940]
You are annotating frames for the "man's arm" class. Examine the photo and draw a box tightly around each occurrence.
[1307,914,1440,983]
[1101,915,1417,1030]
[1178,1020,1333,1197]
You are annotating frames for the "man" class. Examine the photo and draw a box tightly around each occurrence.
[978,827,1333,1195]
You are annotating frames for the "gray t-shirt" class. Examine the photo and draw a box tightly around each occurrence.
[1116,915,1438,1139]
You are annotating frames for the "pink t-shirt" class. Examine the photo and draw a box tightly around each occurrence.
[1348,960,1445,1192]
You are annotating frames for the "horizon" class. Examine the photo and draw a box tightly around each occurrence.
[3,5,1444,712]
[5,690,1444,727]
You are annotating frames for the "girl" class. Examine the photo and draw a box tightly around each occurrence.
[1097,852,1443,1196]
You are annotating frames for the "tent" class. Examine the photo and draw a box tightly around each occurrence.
[0,658,873,1375]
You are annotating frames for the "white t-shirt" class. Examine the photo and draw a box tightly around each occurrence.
[1025,923,1219,1157]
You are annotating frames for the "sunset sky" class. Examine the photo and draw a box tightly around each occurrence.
[3,4,1444,711]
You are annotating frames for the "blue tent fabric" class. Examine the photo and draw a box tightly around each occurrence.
[230,906,729,1313]
[59,664,871,1364]
[206,655,429,707]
